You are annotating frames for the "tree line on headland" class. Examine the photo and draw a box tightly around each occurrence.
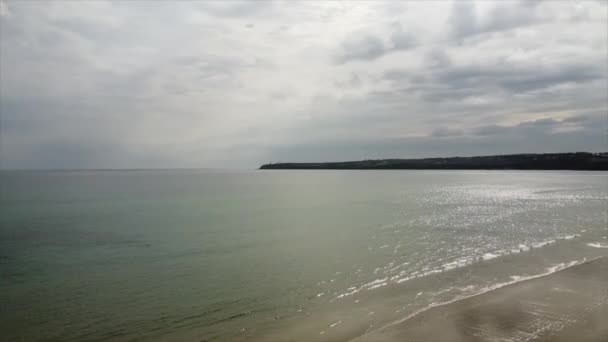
[260,152,608,170]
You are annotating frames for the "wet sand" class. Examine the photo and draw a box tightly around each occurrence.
[356,257,608,342]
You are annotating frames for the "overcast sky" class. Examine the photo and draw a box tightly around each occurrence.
[1,0,606,169]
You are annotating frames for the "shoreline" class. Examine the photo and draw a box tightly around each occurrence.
[355,256,608,342]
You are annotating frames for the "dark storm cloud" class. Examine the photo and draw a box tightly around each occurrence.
[389,23,417,51]
[335,33,386,63]
[448,1,478,41]
[425,49,451,69]
[562,114,601,124]
[442,63,602,92]
[498,65,605,93]
[52,17,116,41]
[382,60,606,105]
[472,124,509,137]
[431,127,465,138]
[196,1,273,17]
[335,23,417,64]
[448,1,539,42]
[265,113,606,163]
[472,119,560,137]
[472,115,606,138]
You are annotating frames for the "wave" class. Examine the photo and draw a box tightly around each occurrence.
[334,234,582,300]
[367,257,594,338]
[587,242,608,248]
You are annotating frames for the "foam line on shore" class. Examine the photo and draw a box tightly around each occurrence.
[363,256,605,339]
[335,234,583,301]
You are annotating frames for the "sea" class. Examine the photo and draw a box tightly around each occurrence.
[1,170,607,341]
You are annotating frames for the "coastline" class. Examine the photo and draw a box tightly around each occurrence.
[259,152,608,171]
[355,256,608,342]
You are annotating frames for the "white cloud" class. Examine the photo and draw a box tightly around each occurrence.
[0,0,606,168]
[0,1,9,17]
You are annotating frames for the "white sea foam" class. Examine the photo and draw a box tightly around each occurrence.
[336,277,389,298]
[482,252,499,261]
[367,277,388,286]
[377,258,588,332]
[442,257,473,271]
[521,234,579,250]
[329,320,342,328]
[335,234,588,301]
[545,260,580,273]
[369,282,387,290]
[336,289,358,299]
[532,239,556,248]
[587,242,608,249]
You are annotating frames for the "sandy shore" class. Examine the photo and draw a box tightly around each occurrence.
[356,257,608,342]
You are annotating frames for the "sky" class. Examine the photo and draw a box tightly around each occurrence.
[0,0,606,169]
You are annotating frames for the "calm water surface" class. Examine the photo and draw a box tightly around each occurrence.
[1,170,607,341]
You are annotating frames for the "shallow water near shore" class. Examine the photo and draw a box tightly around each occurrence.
[1,170,607,341]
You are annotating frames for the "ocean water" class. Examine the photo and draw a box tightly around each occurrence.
[1,170,607,341]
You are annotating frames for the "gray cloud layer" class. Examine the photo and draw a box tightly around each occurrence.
[0,0,606,169]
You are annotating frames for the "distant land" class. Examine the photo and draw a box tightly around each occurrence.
[260,152,608,170]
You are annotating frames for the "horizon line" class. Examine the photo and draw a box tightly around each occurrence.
[2,151,607,172]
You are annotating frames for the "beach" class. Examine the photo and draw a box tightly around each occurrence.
[357,256,608,342]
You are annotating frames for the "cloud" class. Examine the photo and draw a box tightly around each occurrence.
[472,115,606,137]
[0,0,10,17]
[472,124,509,137]
[448,1,478,41]
[335,32,386,63]
[265,113,606,162]
[0,1,606,169]
[335,23,418,64]
[431,127,465,138]
[425,48,451,69]
[448,1,540,43]
[433,62,604,95]
[196,1,273,17]
[389,23,417,51]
